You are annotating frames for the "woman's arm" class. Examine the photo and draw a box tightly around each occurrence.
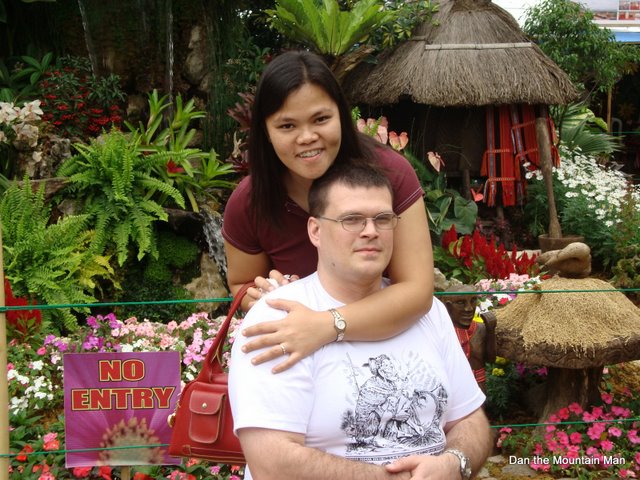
[224,240,272,311]
[242,197,434,372]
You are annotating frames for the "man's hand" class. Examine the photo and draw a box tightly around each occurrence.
[384,453,461,480]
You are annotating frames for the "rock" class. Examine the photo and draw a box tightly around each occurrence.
[500,463,537,477]
[184,253,229,314]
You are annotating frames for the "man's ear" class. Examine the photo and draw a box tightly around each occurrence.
[308,217,321,248]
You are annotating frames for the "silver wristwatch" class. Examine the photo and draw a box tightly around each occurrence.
[329,309,346,342]
[443,448,472,480]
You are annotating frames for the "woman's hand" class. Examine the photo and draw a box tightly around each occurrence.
[241,299,335,373]
[246,270,300,308]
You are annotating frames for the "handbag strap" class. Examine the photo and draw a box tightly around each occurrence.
[198,282,254,383]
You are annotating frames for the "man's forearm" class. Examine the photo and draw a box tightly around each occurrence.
[240,428,410,480]
[444,408,493,476]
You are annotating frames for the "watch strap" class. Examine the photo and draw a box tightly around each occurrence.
[329,308,346,342]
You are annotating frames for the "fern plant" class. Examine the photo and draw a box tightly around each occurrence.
[125,90,236,212]
[1,178,115,332]
[56,129,185,265]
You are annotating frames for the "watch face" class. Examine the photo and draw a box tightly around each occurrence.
[336,320,346,330]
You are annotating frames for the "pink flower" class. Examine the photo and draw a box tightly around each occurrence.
[619,468,636,478]
[634,451,640,465]
[37,347,46,355]
[612,405,631,418]
[210,466,221,474]
[556,407,570,420]
[600,439,614,452]
[569,432,582,444]
[587,422,606,440]
[628,429,640,444]
[608,426,622,437]
[38,473,55,480]
[43,432,59,451]
[531,462,550,472]
[568,402,583,415]
[601,392,613,404]
[388,131,408,151]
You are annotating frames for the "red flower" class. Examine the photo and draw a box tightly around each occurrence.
[98,465,112,480]
[56,103,70,111]
[72,466,92,478]
[4,279,41,335]
[166,160,185,174]
[16,444,34,462]
[133,473,153,480]
[441,225,458,249]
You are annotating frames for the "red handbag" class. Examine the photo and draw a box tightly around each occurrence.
[168,283,252,464]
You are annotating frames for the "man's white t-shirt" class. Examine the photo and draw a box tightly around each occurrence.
[229,273,485,477]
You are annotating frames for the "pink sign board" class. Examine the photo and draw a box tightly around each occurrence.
[64,351,181,467]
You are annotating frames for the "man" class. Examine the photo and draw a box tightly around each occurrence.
[229,162,492,480]
[441,285,497,393]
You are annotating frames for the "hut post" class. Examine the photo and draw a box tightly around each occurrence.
[535,115,562,238]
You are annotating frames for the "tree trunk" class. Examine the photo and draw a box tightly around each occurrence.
[538,367,603,425]
[535,116,562,239]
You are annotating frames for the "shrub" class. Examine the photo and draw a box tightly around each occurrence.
[56,129,185,265]
[0,178,115,333]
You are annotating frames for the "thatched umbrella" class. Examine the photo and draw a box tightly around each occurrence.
[495,277,640,423]
[343,0,578,107]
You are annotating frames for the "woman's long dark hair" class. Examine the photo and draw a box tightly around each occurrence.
[249,50,376,228]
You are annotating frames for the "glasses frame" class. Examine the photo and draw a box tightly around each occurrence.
[317,212,400,232]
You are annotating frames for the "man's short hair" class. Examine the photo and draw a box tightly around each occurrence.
[308,161,393,217]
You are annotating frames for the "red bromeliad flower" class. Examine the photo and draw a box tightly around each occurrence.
[440,225,539,280]
[4,279,42,336]
[166,160,185,174]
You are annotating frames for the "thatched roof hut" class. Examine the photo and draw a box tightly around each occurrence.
[343,0,578,107]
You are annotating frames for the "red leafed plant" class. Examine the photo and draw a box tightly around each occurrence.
[437,225,540,284]
[3,278,42,339]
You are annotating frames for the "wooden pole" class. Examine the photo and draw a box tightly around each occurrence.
[607,87,613,132]
[0,226,10,479]
[535,116,562,239]
[121,466,131,480]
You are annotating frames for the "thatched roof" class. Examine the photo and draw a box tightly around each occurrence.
[495,277,640,368]
[343,0,579,107]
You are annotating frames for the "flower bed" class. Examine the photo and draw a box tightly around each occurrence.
[8,312,245,479]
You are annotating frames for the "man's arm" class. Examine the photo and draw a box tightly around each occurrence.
[384,408,492,479]
[239,428,411,480]
[443,408,493,476]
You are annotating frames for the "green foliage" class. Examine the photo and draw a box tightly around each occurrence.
[405,150,477,238]
[0,178,115,332]
[116,229,200,322]
[0,52,52,102]
[484,359,519,421]
[266,0,394,56]
[611,187,640,303]
[56,129,185,265]
[524,0,640,94]
[126,90,236,212]
[553,102,621,157]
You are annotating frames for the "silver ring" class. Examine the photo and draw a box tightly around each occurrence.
[258,287,263,295]
[280,344,287,356]
[283,274,292,280]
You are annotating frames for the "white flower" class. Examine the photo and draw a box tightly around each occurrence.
[0,131,6,143]
[32,150,43,162]
[19,100,43,122]
[120,344,134,352]
[31,360,44,371]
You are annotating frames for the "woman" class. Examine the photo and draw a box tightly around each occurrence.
[222,50,434,373]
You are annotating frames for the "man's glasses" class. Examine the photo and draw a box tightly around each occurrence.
[317,213,400,232]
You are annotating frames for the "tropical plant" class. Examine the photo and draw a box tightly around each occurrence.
[266,0,421,81]
[0,178,115,333]
[0,52,53,102]
[524,0,640,95]
[405,150,477,238]
[56,129,185,265]
[553,102,621,157]
[126,90,236,212]
[266,0,392,57]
